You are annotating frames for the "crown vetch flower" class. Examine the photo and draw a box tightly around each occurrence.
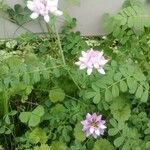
[81,113,106,138]
[27,0,63,22]
[75,49,108,75]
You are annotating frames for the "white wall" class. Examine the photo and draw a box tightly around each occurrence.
[0,0,124,38]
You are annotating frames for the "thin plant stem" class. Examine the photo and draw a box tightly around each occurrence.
[55,26,81,90]
[83,138,90,147]
[67,70,81,90]
[46,22,81,90]
[55,27,66,66]
[46,23,53,38]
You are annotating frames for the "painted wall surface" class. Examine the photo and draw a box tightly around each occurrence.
[0,0,125,38]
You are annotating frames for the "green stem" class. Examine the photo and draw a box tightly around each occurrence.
[46,23,81,90]
[83,138,90,147]
[3,93,9,115]
[55,28,66,66]
[46,23,54,38]
[55,27,81,90]
[67,70,81,90]
[56,31,81,90]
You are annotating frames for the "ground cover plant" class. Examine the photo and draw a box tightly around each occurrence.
[0,0,150,149]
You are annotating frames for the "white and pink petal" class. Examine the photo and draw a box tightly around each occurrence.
[44,15,50,22]
[30,12,39,19]
[97,68,105,74]
[87,68,93,75]
[27,1,34,10]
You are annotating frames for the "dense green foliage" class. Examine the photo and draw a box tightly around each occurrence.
[0,0,150,149]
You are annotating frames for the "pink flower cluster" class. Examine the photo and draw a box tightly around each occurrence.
[75,49,108,75]
[27,0,63,22]
[81,113,106,138]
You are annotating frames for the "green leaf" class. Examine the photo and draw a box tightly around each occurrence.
[96,81,107,89]
[7,4,30,25]
[19,105,45,127]
[122,141,130,150]
[33,70,41,83]
[5,40,17,49]
[135,85,143,99]
[29,127,48,144]
[9,110,17,116]
[113,26,121,37]
[122,0,142,8]
[74,123,86,142]
[141,90,149,102]
[129,80,137,94]
[42,70,50,80]
[85,91,96,99]
[92,83,100,92]
[34,144,50,150]
[114,72,122,81]
[29,105,45,127]
[144,128,150,134]
[119,80,127,92]
[146,142,150,149]
[19,112,30,124]
[4,115,10,125]
[49,88,65,103]
[127,77,134,89]
[50,104,66,120]
[28,115,41,127]
[50,141,67,150]
[93,93,101,104]
[3,77,11,88]
[134,71,146,81]
[105,89,113,102]
[110,96,131,121]
[32,105,45,117]
[112,85,119,97]
[93,139,115,150]
[111,60,117,67]
[119,67,128,77]
[23,73,30,84]
[5,128,12,134]
[0,126,5,134]
[14,4,23,14]
[109,118,118,127]
[102,101,109,110]
[108,128,119,136]
[114,136,125,147]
